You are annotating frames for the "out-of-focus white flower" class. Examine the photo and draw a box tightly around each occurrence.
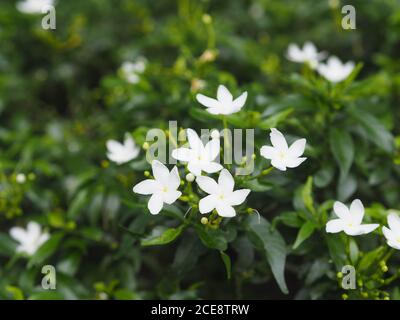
[17,0,54,14]
[382,212,400,250]
[260,128,306,171]
[9,222,49,256]
[121,58,146,84]
[16,173,26,184]
[133,160,181,215]
[196,169,250,218]
[172,129,222,176]
[286,42,326,69]
[326,199,379,236]
[106,133,140,165]
[196,85,247,115]
[317,56,355,83]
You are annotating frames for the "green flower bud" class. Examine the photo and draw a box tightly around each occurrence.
[201,217,209,225]
[144,171,150,177]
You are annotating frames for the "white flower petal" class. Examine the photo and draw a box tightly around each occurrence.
[204,139,220,161]
[227,189,250,206]
[199,195,217,214]
[333,201,350,220]
[168,166,181,190]
[9,227,28,244]
[215,203,236,218]
[270,128,288,151]
[285,157,307,168]
[387,240,400,250]
[133,179,159,195]
[217,85,233,104]
[152,160,170,184]
[196,94,220,109]
[196,175,219,194]
[106,140,123,154]
[260,146,277,160]
[271,158,287,171]
[27,222,41,240]
[218,169,234,193]
[148,194,164,215]
[345,223,379,236]
[163,190,182,205]
[206,108,222,115]
[288,138,306,158]
[186,129,204,152]
[202,162,223,174]
[171,148,192,162]
[232,91,247,111]
[187,162,202,176]
[350,199,364,225]
[388,213,400,234]
[326,219,345,233]
[382,226,396,243]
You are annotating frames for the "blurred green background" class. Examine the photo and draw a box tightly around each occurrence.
[0,0,399,299]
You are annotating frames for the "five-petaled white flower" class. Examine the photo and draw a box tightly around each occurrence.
[17,0,54,14]
[286,42,326,69]
[133,160,182,215]
[121,58,146,84]
[196,169,250,218]
[260,128,306,171]
[326,199,379,236]
[106,133,140,165]
[9,222,49,256]
[382,213,400,250]
[172,128,222,176]
[317,56,355,83]
[196,85,247,115]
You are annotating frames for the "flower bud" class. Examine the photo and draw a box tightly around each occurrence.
[142,142,150,150]
[337,272,343,279]
[144,171,150,177]
[186,173,195,182]
[211,129,220,140]
[201,217,209,225]
[202,14,212,24]
[16,173,26,184]
[342,294,348,300]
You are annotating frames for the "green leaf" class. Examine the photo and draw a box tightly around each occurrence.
[241,179,272,192]
[348,107,394,153]
[0,232,17,257]
[141,225,185,246]
[246,215,288,294]
[349,238,359,265]
[302,176,315,215]
[6,286,24,300]
[292,221,316,249]
[325,233,346,270]
[273,211,303,228]
[329,128,354,179]
[259,108,293,129]
[28,232,64,267]
[195,226,228,251]
[219,251,232,280]
[358,246,385,272]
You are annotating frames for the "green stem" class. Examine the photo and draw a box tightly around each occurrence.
[248,167,273,180]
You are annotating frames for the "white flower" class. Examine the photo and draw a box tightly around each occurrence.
[196,169,250,218]
[260,128,306,171]
[9,222,49,256]
[17,0,54,14]
[172,129,222,176]
[16,173,26,184]
[382,213,400,250]
[133,160,182,215]
[121,58,146,84]
[286,42,326,69]
[326,199,379,236]
[106,133,140,165]
[317,56,355,83]
[196,85,247,115]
